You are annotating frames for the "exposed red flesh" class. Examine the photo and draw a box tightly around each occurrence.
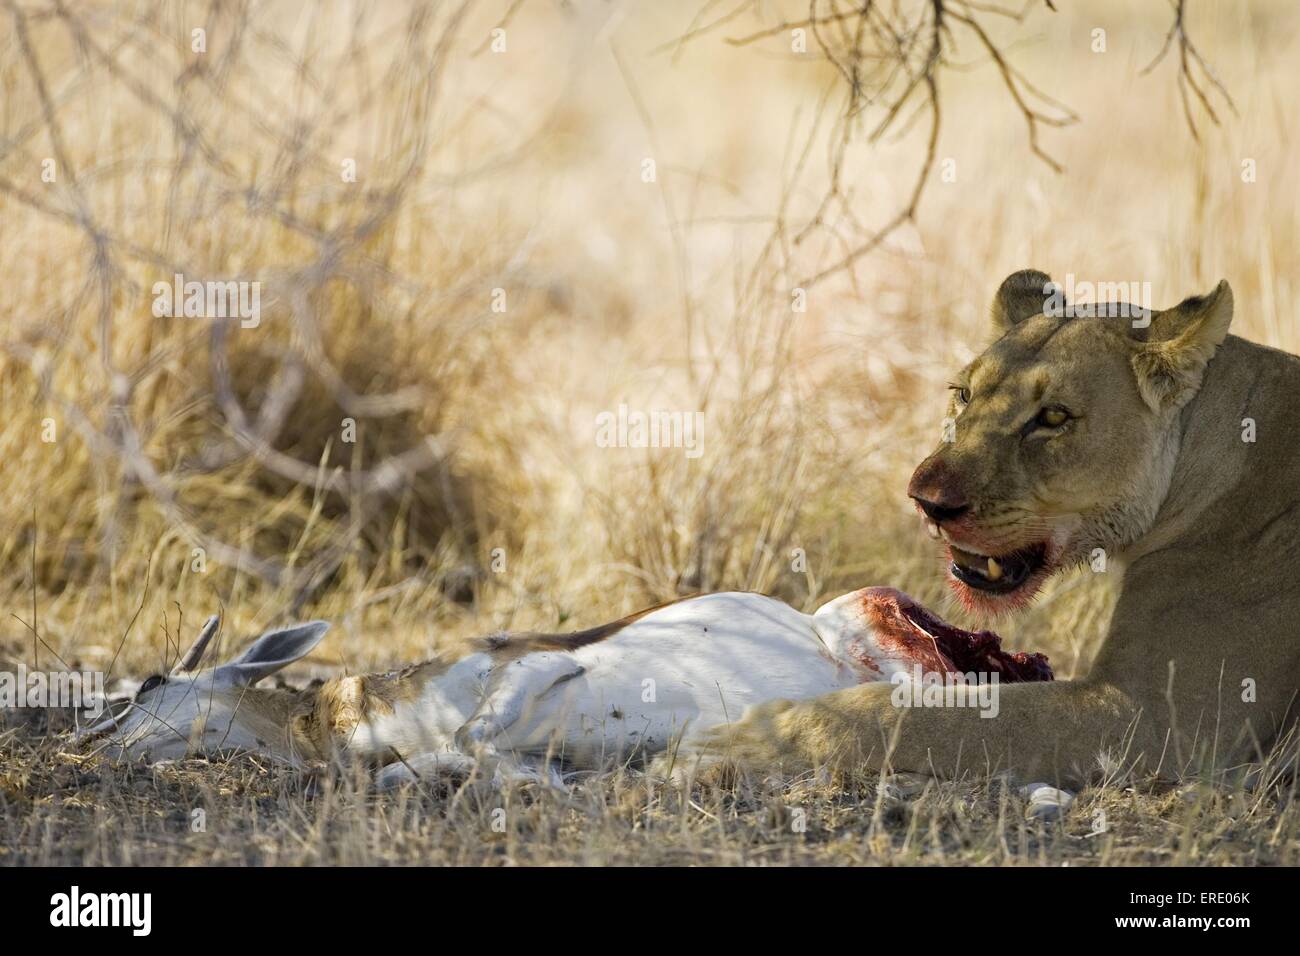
[860,587,1053,682]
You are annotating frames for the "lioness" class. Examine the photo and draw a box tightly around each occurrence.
[675,271,1300,786]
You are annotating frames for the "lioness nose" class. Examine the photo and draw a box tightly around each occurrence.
[907,459,970,524]
[912,496,970,524]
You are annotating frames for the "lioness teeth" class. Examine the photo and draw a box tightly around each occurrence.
[926,521,940,540]
[986,557,1003,581]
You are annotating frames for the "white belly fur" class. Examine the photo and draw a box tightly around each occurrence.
[467,593,864,765]
[349,652,493,757]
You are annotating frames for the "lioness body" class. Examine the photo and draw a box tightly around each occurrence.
[685,275,1300,785]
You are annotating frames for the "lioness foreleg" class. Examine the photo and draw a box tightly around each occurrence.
[674,678,1147,788]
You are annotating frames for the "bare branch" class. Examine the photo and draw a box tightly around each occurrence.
[1142,0,1237,141]
[670,0,1230,288]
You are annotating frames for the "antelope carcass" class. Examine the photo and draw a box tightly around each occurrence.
[81,588,1051,785]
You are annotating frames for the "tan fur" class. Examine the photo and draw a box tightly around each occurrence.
[679,273,1300,786]
[289,658,450,760]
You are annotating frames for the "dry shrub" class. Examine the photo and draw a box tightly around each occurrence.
[0,2,559,663]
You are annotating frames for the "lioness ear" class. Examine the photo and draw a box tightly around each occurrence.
[991,269,1056,335]
[1131,280,1233,411]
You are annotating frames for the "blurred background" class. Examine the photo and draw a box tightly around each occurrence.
[1,0,1295,682]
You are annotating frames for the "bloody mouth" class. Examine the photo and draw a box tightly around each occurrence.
[860,587,1053,682]
[947,541,1049,594]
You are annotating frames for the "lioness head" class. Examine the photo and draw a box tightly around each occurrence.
[909,269,1234,615]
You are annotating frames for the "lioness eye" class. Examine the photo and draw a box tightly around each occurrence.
[1036,406,1070,429]
[949,384,971,405]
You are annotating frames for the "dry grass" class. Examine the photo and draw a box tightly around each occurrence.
[6,707,1300,866]
[1,0,1298,865]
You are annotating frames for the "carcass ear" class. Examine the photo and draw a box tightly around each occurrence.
[991,269,1058,335]
[1131,280,1234,411]
[217,621,330,687]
